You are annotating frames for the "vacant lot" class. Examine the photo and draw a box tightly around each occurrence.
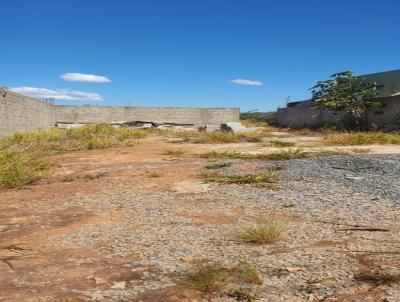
[1,128,400,302]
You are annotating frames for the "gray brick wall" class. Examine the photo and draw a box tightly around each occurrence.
[55,106,240,125]
[0,89,240,137]
[0,90,56,137]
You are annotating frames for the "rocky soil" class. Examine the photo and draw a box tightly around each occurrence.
[1,144,400,302]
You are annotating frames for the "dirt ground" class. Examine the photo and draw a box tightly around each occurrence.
[1,133,400,302]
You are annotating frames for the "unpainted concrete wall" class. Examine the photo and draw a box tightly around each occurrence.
[277,96,400,129]
[1,89,240,137]
[0,90,56,137]
[276,101,335,129]
[55,106,240,125]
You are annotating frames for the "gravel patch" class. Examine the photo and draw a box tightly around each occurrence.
[54,154,400,301]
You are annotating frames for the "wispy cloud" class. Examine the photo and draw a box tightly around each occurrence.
[10,87,103,101]
[230,79,263,86]
[60,73,111,83]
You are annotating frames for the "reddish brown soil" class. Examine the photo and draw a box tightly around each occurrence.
[0,140,204,302]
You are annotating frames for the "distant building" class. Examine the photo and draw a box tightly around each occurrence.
[364,69,400,98]
[277,69,400,129]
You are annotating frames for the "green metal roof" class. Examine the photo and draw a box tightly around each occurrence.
[363,69,400,98]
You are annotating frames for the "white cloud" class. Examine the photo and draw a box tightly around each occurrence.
[60,73,111,83]
[230,79,263,86]
[10,87,103,101]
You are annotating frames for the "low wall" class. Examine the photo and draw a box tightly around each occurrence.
[0,88,240,137]
[55,106,240,125]
[0,90,56,137]
[277,96,400,129]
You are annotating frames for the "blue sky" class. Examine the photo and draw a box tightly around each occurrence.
[0,0,399,111]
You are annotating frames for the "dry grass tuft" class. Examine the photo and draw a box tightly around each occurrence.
[228,290,257,302]
[270,140,296,147]
[237,221,284,244]
[199,149,344,161]
[186,263,226,293]
[85,172,106,180]
[61,175,75,182]
[192,131,270,144]
[162,148,186,157]
[203,170,279,188]
[235,260,263,285]
[324,132,400,146]
[0,125,152,189]
[2,125,149,154]
[350,148,371,154]
[0,151,50,188]
[199,150,256,160]
[205,162,232,170]
[264,149,310,160]
[185,260,262,295]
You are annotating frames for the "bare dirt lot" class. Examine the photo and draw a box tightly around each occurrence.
[1,133,400,302]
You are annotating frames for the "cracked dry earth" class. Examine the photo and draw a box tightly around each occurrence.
[1,140,400,302]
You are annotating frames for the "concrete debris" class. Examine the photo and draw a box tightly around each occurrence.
[57,121,198,132]
[157,125,198,132]
[198,124,221,132]
[56,121,254,133]
[111,121,198,132]
[199,122,256,133]
[221,122,250,133]
[56,123,88,129]
[111,121,159,128]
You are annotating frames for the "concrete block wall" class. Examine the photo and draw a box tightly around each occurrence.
[55,106,240,125]
[0,89,240,137]
[0,90,56,137]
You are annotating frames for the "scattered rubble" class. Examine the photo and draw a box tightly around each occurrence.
[221,122,250,133]
[57,120,256,133]
[198,124,221,132]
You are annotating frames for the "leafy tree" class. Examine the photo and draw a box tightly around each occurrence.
[310,71,381,130]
